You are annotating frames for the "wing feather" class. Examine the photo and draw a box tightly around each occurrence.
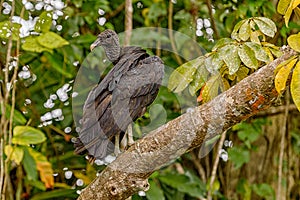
[75,47,151,159]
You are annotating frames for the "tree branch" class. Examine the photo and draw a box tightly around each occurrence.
[78,47,297,200]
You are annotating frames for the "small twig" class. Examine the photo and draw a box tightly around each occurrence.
[286,116,291,200]
[205,0,219,39]
[1,1,16,198]
[8,5,24,148]
[124,0,133,46]
[0,0,4,16]
[49,124,68,138]
[174,163,185,174]
[277,90,289,199]
[156,25,162,57]
[190,151,206,182]
[168,0,183,65]
[106,3,125,19]
[256,104,298,117]
[0,139,4,198]
[16,165,23,200]
[207,131,226,200]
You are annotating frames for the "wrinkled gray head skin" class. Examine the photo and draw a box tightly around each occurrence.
[90,29,121,63]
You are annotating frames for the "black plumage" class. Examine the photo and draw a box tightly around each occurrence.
[74,30,164,159]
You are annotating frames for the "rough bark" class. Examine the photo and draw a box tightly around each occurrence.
[78,47,297,200]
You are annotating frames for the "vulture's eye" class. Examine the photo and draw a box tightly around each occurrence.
[107,35,111,38]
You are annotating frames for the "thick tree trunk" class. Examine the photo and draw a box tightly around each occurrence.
[78,47,297,200]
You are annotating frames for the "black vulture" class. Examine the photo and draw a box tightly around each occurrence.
[74,30,164,160]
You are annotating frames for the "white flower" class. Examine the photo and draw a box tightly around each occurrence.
[24,2,34,10]
[196,29,203,37]
[12,16,39,38]
[51,108,62,118]
[98,8,105,15]
[204,19,211,28]
[98,17,106,26]
[35,2,44,10]
[64,170,73,179]
[51,0,64,10]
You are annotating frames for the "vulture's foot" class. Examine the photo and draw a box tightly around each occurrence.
[120,124,135,151]
[114,133,122,156]
[127,124,134,146]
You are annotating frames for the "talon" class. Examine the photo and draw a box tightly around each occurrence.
[114,133,121,156]
[127,124,134,146]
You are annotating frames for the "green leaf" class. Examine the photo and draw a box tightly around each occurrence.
[22,36,53,53]
[189,65,209,95]
[287,33,300,52]
[168,57,204,93]
[277,0,291,14]
[295,7,300,18]
[12,126,46,145]
[0,21,21,40]
[250,31,261,44]
[148,3,167,22]
[211,53,225,71]
[220,45,241,75]
[269,47,283,58]
[70,33,97,44]
[206,177,220,191]
[30,189,78,200]
[159,174,189,189]
[237,179,252,199]
[159,173,205,198]
[291,61,300,111]
[27,180,46,191]
[245,42,270,63]
[178,182,205,198]
[35,11,52,33]
[228,147,250,169]
[236,66,250,82]
[23,147,38,181]
[44,52,74,78]
[37,32,69,49]
[205,52,224,74]
[4,145,24,165]
[0,104,26,125]
[252,183,275,199]
[238,44,258,69]
[233,119,265,146]
[284,2,294,27]
[275,58,297,94]
[201,74,222,102]
[146,180,165,200]
[232,19,247,41]
[237,124,261,144]
[28,148,54,188]
[253,17,276,38]
[212,38,235,51]
[292,0,300,9]
[239,20,251,41]
[274,55,297,74]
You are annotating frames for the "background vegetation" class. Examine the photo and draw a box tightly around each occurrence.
[0,0,299,199]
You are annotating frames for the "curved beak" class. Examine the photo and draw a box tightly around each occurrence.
[90,38,101,51]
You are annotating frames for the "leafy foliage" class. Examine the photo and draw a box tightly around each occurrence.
[277,0,300,26]
[287,32,300,52]
[12,126,46,145]
[291,60,300,111]
[169,16,283,102]
[275,57,298,94]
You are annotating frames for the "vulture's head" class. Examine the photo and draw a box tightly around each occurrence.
[90,30,121,63]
